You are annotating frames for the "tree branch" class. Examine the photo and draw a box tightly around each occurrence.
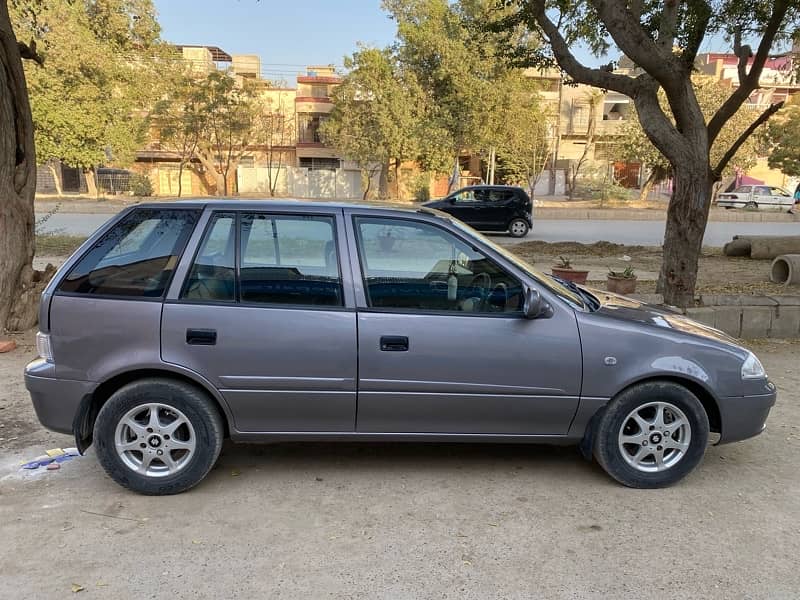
[713,101,783,178]
[589,0,675,78]
[707,0,790,145]
[732,28,751,85]
[530,2,640,97]
[657,0,679,54]
[681,1,712,67]
[17,39,43,66]
[631,77,690,165]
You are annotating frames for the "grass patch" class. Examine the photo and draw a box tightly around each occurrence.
[36,234,87,256]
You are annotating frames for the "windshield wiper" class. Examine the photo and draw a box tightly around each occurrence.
[549,275,600,311]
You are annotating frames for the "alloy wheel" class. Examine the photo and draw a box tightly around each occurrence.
[617,401,691,473]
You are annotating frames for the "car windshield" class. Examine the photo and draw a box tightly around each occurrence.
[444,216,586,308]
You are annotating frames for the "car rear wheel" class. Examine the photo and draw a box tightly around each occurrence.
[508,218,530,238]
[94,378,224,495]
[745,201,758,210]
[593,381,709,488]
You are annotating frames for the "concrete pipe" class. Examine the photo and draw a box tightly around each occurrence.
[770,254,800,285]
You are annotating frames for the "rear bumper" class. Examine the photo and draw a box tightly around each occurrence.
[25,359,94,435]
[717,388,777,444]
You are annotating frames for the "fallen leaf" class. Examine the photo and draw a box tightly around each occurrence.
[231,470,241,477]
[71,583,85,593]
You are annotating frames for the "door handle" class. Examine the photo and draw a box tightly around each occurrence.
[380,336,409,352]
[186,328,217,346]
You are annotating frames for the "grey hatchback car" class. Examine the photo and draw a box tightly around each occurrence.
[25,201,776,494]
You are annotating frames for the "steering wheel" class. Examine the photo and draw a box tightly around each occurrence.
[490,282,509,312]
[467,272,492,310]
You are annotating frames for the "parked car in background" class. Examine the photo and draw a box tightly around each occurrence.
[716,185,793,211]
[25,200,775,495]
[424,185,532,237]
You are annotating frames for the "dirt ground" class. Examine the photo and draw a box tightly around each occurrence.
[1,330,798,599]
[512,240,791,297]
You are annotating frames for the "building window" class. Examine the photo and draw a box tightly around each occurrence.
[298,114,327,143]
[311,84,328,98]
[299,157,341,171]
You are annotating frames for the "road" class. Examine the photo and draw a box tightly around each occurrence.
[1,331,798,599]
[39,212,799,246]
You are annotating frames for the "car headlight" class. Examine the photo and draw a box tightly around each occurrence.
[741,351,766,379]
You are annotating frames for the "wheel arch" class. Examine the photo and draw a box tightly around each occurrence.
[579,374,722,461]
[74,367,233,453]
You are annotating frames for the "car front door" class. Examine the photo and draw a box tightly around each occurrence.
[445,189,490,229]
[348,213,582,435]
[161,208,358,433]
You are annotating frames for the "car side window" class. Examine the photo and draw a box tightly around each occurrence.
[182,213,236,302]
[487,190,513,203]
[453,190,479,204]
[354,217,524,314]
[58,208,199,298]
[239,213,343,306]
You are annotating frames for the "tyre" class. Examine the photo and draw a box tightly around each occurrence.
[508,218,530,238]
[744,201,758,210]
[94,378,224,495]
[593,381,709,488]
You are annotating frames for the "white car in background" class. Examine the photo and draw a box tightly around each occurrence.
[716,185,794,211]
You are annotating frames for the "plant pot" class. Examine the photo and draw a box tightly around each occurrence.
[606,275,637,295]
[551,267,589,285]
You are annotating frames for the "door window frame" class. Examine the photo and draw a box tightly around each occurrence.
[167,207,356,311]
[348,213,528,318]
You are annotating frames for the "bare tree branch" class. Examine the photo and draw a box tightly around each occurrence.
[713,101,783,177]
[707,0,790,145]
[17,39,43,66]
[732,28,751,85]
[681,1,712,67]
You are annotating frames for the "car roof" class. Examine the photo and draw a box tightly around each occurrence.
[133,198,444,217]
[457,185,522,191]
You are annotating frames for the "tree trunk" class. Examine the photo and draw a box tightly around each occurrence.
[0,3,38,331]
[658,164,714,307]
[177,161,184,197]
[84,168,98,197]
[47,162,63,196]
[638,170,658,203]
[394,159,401,201]
[379,161,389,200]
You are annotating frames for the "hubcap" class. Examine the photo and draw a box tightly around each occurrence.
[511,221,527,236]
[114,403,196,478]
[617,401,691,473]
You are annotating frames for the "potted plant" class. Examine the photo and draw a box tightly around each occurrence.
[551,256,590,285]
[607,266,637,295]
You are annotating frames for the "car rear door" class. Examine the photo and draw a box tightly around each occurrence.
[161,207,358,433]
[347,211,582,435]
[482,188,517,229]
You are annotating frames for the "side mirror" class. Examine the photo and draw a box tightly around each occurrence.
[523,288,553,319]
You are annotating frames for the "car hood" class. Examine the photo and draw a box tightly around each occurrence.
[585,288,741,347]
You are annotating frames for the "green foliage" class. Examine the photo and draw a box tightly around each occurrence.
[617,76,764,182]
[608,266,636,279]
[11,0,167,171]
[767,97,800,177]
[153,68,258,195]
[129,173,153,197]
[321,46,423,196]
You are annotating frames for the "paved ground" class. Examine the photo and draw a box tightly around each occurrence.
[37,211,800,247]
[1,331,798,599]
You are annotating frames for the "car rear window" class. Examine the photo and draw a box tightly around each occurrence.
[58,208,199,298]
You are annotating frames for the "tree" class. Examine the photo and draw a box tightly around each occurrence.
[0,0,38,331]
[194,70,256,196]
[767,95,800,178]
[493,75,552,197]
[254,89,295,197]
[12,0,164,196]
[619,75,764,202]
[492,0,798,307]
[152,71,204,198]
[385,0,537,191]
[321,46,422,200]
[567,89,603,199]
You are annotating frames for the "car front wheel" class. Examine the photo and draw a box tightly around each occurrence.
[508,218,530,238]
[593,381,709,488]
[94,378,224,495]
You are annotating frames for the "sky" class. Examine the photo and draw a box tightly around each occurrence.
[153,0,398,83]
[152,0,743,83]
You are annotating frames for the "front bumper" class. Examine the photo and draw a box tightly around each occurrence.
[25,359,94,435]
[717,383,777,444]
